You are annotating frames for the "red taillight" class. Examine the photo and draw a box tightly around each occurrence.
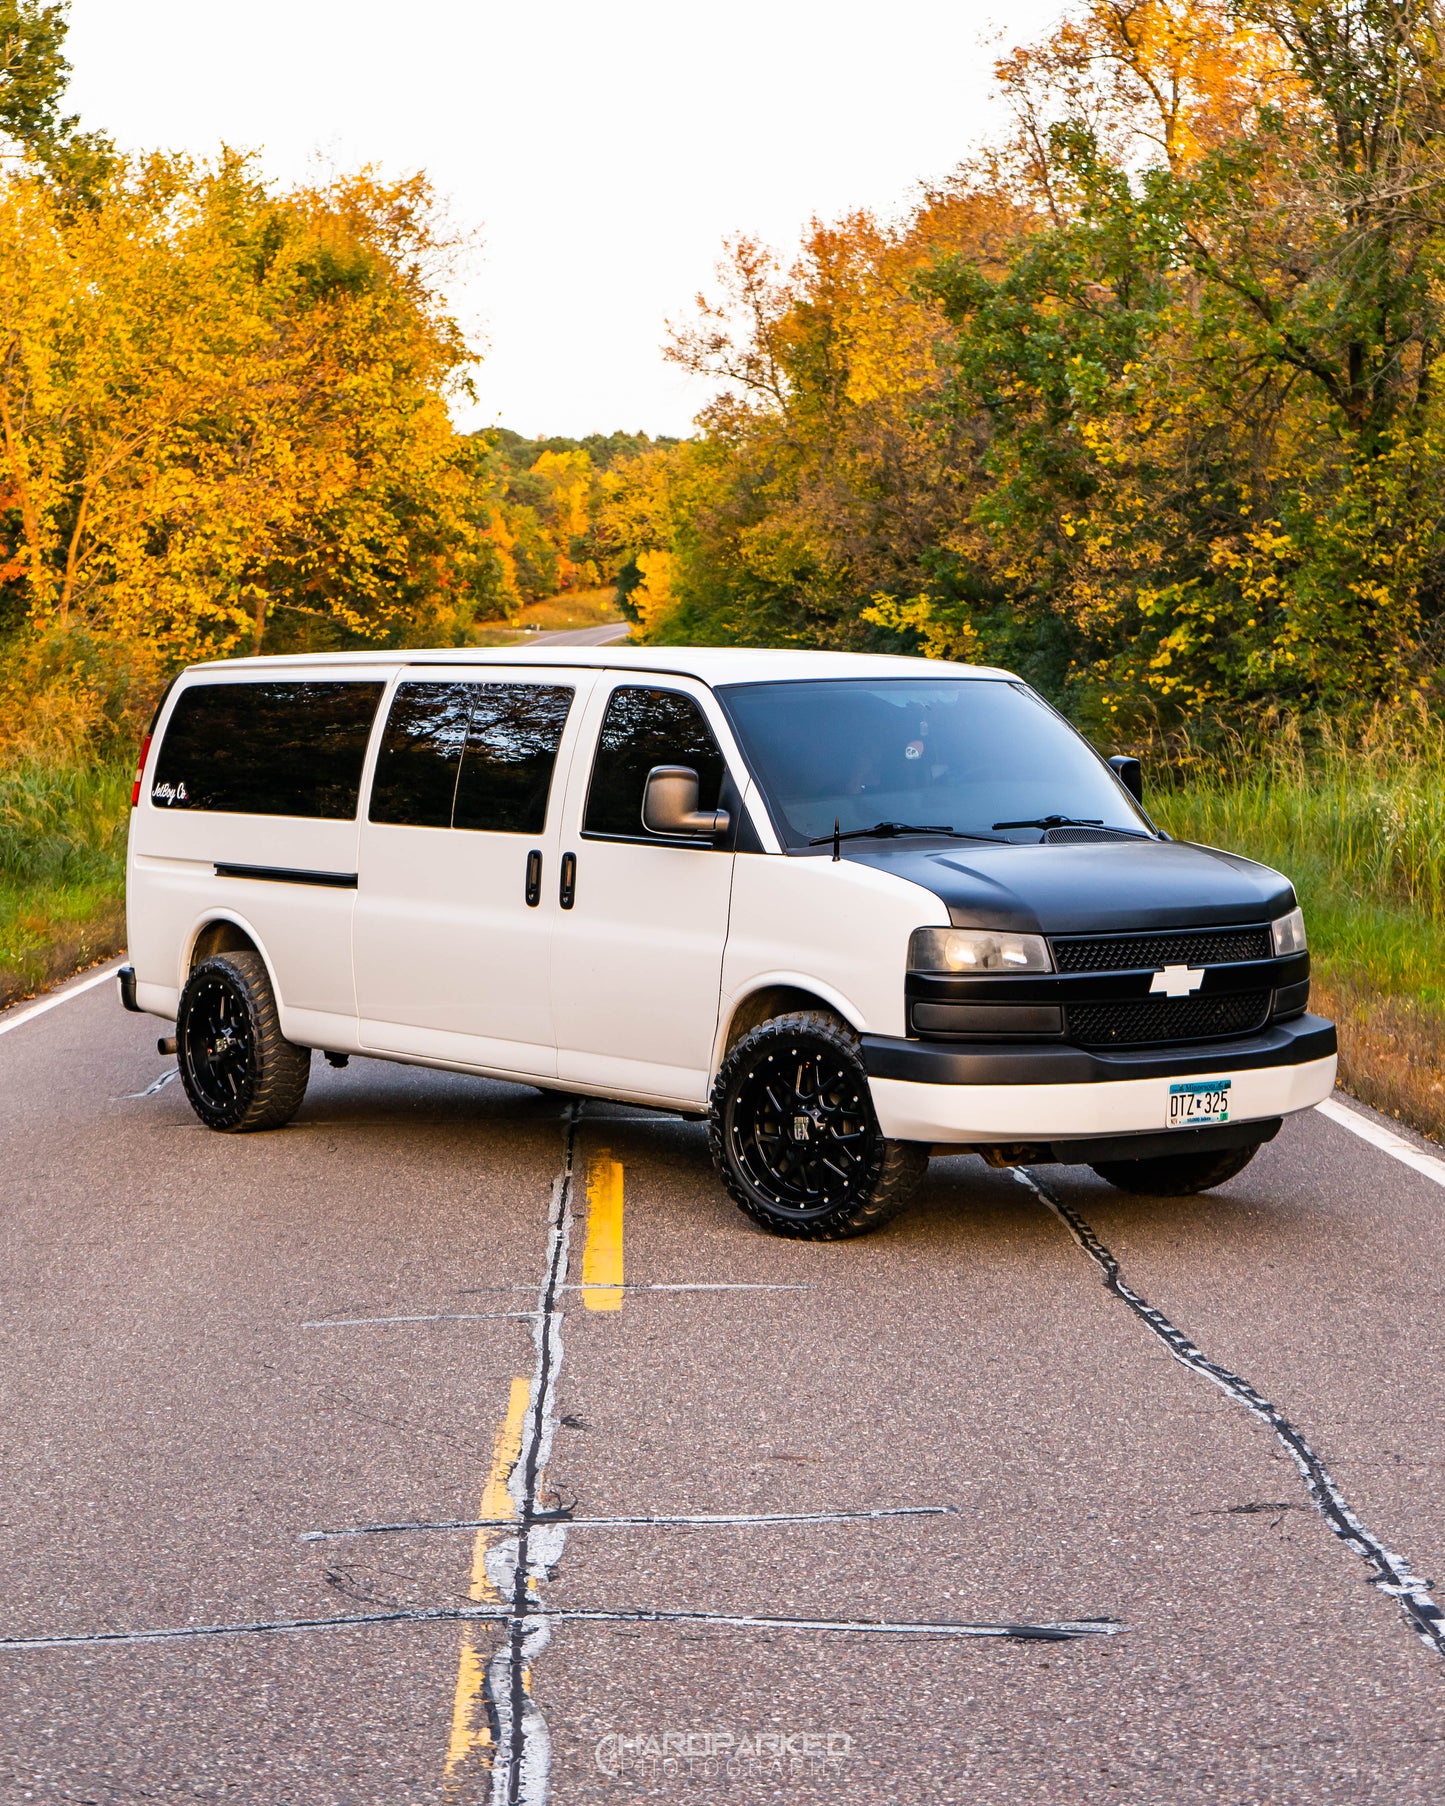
[131,733,152,809]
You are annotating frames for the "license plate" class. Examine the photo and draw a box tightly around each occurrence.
[1168,1079,1231,1127]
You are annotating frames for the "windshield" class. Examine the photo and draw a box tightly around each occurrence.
[718,678,1149,848]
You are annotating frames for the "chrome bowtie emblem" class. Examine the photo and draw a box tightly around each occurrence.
[1150,963,1206,998]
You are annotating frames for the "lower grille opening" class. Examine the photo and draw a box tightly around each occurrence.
[1065,991,1272,1049]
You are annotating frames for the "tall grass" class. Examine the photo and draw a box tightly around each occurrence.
[1152,710,1445,1138]
[0,754,130,1004]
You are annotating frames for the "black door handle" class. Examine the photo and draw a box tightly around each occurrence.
[559,851,577,910]
[525,849,542,907]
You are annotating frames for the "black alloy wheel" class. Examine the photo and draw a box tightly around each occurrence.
[709,1011,926,1239]
[176,950,311,1132]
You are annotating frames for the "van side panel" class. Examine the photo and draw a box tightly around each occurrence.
[126,670,394,1030]
[718,855,944,1067]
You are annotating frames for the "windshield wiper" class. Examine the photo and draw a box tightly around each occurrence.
[991,814,1105,831]
[808,820,1004,861]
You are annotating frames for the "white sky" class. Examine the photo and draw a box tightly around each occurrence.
[65,0,1064,440]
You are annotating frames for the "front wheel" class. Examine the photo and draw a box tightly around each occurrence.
[176,951,311,1132]
[708,1011,927,1239]
[1089,1140,1263,1196]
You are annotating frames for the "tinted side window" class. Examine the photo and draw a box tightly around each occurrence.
[152,681,383,818]
[453,685,573,834]
[584,687,724,839]
[369,683,472,827]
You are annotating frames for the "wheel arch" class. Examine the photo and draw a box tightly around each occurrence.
[183,913,275,988]
[714,977,865,1076]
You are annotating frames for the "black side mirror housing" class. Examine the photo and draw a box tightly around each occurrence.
[1109,754,1144,804]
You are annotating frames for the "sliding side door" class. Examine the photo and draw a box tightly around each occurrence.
[353,667,592,1078]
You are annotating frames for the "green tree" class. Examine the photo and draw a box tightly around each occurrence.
[0,0,113,190]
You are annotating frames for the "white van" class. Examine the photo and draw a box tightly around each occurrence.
[120,648,1336,1238]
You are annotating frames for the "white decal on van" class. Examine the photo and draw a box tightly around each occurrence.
[151,780,189,805]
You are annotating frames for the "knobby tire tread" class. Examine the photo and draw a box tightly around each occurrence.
[708,1010,926,1240]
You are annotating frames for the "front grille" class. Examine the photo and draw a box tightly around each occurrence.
[1065,991,1272,1048]
[1051,926,1271,973]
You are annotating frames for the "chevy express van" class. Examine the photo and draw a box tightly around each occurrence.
[120,648,1336,1239]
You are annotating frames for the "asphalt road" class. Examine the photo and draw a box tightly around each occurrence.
[528,625,631,647]
[3,968,1445,1804]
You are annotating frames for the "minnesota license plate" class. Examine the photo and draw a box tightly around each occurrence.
[1168,1079,1231,1127]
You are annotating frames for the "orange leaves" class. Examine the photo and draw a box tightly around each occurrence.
[0,153,482,663]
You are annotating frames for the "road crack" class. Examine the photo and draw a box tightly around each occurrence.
[1017,1165,1445,1661]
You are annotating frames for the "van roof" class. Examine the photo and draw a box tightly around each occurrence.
[184,645,1019,686]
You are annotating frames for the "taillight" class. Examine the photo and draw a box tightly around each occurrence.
[131,734,152,809]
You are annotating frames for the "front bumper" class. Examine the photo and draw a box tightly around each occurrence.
[864,1014,1336,1144]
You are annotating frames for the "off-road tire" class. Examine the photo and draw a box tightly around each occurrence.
[176,951,311,1133]
[1089,1140,1263,1196]
[708,1010,927,1240]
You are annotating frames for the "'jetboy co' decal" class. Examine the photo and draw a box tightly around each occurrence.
[151,780,190,805]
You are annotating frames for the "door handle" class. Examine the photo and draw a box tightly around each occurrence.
[525,848,542,907]
[559,851,577,910]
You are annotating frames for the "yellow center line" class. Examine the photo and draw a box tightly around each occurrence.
[443,1373,531,1787]
[582,1149,625,1310]
[471,1376,531,1599]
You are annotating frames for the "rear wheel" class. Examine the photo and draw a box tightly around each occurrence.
[176,951,310,1132]
[708,1011,926,1239]
[1089,1141,1263,1195]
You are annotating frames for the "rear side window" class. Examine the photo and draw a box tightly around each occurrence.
[369,683,472,828]
[151,681,384,818]
[584,686,725,839]
[370,681,574,833]
[453,685,574,833]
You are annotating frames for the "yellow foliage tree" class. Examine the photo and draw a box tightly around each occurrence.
[0,150,500,678]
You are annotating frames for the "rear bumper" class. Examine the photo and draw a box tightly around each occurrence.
[865,1015,1337,1144]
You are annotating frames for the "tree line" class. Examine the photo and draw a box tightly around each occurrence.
[7,0,1442,757]
[0,1,668,757]
[605,0,1445,740]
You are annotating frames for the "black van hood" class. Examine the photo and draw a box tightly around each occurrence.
[847,837,1295,935]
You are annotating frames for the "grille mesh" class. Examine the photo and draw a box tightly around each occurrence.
[1051,927,1271,973]
[1040,826,1147,845]
[1065,991,1272,1048]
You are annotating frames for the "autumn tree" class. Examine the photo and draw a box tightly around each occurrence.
[625,0,1445,735]
[0,151,510,708]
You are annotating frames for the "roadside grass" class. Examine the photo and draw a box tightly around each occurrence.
[1152,714,1445,1142]
[470,587,626,646]
[0,757,130,1008]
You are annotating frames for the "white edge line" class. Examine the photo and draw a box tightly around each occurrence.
[0,961,125,1038]
[1317,1096,1445,1191]
[300,1311,539,1328]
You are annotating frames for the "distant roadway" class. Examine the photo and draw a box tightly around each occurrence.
[530,623,630,646]
[2,967,1444,1802]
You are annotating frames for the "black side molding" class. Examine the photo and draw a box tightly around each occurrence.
[214,863,358,889]
[117,965,142,1013]
[862,1013,1337,1087]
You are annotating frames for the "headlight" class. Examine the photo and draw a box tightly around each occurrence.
[908,927,1053,973]
[1271,906,1307,957]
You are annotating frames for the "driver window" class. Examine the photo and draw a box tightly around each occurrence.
[584,686,726,841]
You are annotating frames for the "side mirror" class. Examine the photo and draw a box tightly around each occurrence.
[642,765,731,837]
[1109,754,1144,804]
